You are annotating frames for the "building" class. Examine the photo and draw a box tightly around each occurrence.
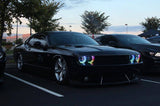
[4,34,30,42]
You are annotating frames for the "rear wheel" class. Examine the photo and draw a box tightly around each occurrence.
[17,54,25,71]
[0,67,4,83]
[54,57,69,84]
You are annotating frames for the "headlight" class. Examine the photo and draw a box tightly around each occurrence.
[155,53,160,57]
[129,55,135,64]
[149,52,156,56]
[135,54,141,63]
[0,52,3,59]
[149,52,160,57]
[79,56,95,66]
[129,54,141,64]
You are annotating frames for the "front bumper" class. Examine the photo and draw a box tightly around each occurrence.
[143,58,160,72]
[69,64,142,85]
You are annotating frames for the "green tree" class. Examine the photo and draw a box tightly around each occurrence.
[81,11,110,34]
[0,0,22,44]
[141,17,160,32]
[57,26,66,31]
[21,0,63,33]
[14,38,23,45]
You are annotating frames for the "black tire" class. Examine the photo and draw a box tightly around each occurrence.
[17,54,25,71]
[54,56,69,85]
[0,70,4,84]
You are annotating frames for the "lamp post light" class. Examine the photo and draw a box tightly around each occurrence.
[69,25,72,32]
[125,24,128,34]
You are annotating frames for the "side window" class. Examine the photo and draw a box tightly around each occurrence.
[100,36,111,45]
[37,35,48,47]
[100,36,118,46]
[108,36,118,42]
[28,34,47,49]
[95,38,102,44]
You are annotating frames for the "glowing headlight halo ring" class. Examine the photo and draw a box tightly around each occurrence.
[79,56,87,65]
[79,56,95,66]
[135,54,141,63]
[130,54,141,64]
[88,56,95,66]
[130,55,135,64]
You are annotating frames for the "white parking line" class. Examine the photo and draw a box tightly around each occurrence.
[141,79,160,84]
[4,73,64,98]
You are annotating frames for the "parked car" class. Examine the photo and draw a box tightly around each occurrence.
[14,31,142,85]
[146,36,160,43]
[0,46,6,83]
[95,34,160,72]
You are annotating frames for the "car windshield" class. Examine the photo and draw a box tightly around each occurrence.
[115,35,151,44]
[48,32,99,46]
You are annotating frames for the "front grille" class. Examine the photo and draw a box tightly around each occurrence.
[94,55,130,65]
[81,71,136,83]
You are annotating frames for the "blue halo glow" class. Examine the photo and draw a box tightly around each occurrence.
[79,56,87,65]
[130,55,135,64]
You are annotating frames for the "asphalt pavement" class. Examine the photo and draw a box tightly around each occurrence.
[1,64,160,106]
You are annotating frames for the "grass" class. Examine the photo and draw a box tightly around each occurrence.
[5,50,15,64]
[6,50,13,55]
[7,59,15,64]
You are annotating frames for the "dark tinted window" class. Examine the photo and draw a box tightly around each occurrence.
[100,36,118,45]
[114,34,151,44]
[28,34,47,48]
[47,32,99,46]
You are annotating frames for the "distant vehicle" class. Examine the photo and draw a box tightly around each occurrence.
[14,31,142,85]
[146,36,160,43]
[0,46,6,83]
[95,34,160,72]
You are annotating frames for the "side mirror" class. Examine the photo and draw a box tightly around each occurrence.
[108,41,118,47]
[33,41,48,50]
[43,44,48,51]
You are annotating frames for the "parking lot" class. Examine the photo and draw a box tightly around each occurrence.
[1,64,160,106]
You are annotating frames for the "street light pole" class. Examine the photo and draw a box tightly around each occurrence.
[16,18,18,44]
[30,17,32,36]
[125,24,128,34]
[69,25,72,32]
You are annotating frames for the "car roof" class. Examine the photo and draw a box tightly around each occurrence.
[95,34,136,39]
[103,34,136,36]
[45,31,82,34]
[147,36,160,40]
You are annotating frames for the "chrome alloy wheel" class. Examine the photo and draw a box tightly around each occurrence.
[17,54,23,70]
[54,57,67,82]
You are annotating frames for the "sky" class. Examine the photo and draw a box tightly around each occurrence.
[9,0,160,36]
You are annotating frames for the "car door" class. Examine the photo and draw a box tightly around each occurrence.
[29,34,49,68]
[23,35,37,65]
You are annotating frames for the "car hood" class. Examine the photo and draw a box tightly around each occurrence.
[57,45,139,56]
[129,43,160,52]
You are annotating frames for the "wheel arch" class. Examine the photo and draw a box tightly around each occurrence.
[50,55,75,69]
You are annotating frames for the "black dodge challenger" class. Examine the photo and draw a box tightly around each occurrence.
[0,46,6,83]
[14,32,142,85]
[95,34,160,72]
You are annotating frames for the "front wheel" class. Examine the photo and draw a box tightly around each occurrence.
[54,57,69,84]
